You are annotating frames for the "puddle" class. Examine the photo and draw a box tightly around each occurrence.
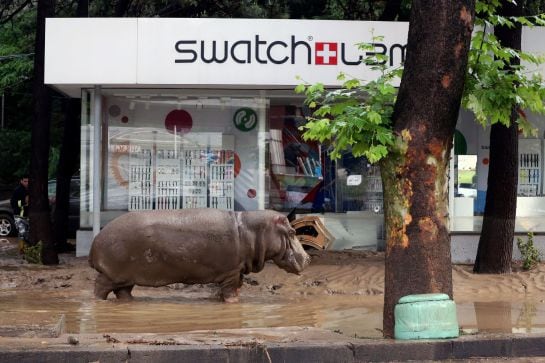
[0,290,384,338]
[458,300,545,334]
[2,289,545,337]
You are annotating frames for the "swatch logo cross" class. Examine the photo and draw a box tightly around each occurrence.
[315,42,338,65]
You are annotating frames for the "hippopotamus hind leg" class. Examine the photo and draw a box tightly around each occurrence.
[114,285,134,300]
[94,272,116,300]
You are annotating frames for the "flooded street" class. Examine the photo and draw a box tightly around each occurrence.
[0,289,384,337]
[1,290,545,337]
[2,238,545,338]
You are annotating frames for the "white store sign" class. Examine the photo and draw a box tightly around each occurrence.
[45,18,545,95]
[45,18,409,91]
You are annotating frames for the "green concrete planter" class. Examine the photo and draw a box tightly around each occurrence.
[394,293,459,340]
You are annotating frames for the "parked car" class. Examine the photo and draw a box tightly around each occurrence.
[0,178,80,237]
[0,199,15,237]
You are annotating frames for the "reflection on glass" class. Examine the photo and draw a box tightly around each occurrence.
[456,154,477,198]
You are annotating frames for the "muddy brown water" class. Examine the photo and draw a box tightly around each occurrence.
[2,238,545,338]
[0,289,383,337]
[1,290,545,337]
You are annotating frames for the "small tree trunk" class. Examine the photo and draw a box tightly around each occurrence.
[29,0,56,265]
[473,0,521,274]
[53,98,80,248]
[382,0,475,337]
[474,120,518,273]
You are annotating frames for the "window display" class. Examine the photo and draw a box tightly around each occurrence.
[181,149,208,209]
[127,145,235,211]
[156,148,181,210]
[209,149,235,210]
[268,105,324,213]
[518,139,542,196]
[362,164,383,214]
[128,148,153,211]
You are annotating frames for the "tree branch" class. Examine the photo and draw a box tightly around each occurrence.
[0,0,33,26]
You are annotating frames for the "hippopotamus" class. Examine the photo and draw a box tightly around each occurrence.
[88,209,310,302]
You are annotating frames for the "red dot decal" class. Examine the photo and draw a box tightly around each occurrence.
[482,158,489,165]
[165,110,192,134]
[121,116,129,123]
[247,189,256,199]
[234,153,241,178]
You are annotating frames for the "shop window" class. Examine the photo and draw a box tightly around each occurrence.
[268,105,328,215]
[80,91,267,223]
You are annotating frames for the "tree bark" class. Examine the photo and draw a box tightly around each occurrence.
[382,0,475,338]
[473,0,521,274]
[29,0,56,264]
[379,0,402,21]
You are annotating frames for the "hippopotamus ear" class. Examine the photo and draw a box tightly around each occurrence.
[273,215,292,230]
[274,215,286,225]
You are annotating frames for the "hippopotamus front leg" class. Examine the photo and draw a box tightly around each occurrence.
[220,273,243,303]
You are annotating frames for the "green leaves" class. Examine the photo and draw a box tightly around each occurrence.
[296,70,397,162]
[0,10,36,92]
[463,6,545,135]
[294,32,399,163]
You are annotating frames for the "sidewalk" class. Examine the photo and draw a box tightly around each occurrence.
[1,327,545,362]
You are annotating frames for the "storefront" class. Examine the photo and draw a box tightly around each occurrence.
[44,18,545,258]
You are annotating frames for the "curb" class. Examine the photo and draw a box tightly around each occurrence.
[1,333,545,362]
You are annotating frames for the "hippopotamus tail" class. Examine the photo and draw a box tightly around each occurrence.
[88,231,103,270]
[88,242,96,268]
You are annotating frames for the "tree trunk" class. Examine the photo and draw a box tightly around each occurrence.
[29,0,56,264]
[53,98,80,249]
[52,0,87,250]
[382,0,475,338]
[473,0,521,274]
[379,0,402,21]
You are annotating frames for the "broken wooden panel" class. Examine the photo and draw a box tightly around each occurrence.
[290,216,335,250]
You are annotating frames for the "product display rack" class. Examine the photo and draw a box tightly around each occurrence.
[519,153,541,196]
[155,148,181,210]
[128,147,153,211]
[362,164,383,213]
[181,148,208,209]
[518,139,542,197]
[126,144,235,211]
[209,149,235,210]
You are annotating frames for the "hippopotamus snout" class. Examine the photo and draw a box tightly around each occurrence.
[275,235,311,274]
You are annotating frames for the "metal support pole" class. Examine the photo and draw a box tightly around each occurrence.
[92,86,102,237]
